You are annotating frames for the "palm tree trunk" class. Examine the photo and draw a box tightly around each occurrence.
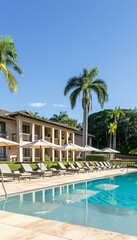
[82,100,88,160]
[113,118,117,150]
[109,133,112,148]
[113,132,116,150]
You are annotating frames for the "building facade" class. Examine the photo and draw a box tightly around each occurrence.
[0,109,94,162]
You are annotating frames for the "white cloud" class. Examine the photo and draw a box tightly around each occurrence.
[53,104,66,108]
[28,102,46,108]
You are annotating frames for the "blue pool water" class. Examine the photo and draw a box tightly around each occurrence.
[1,173,137,236]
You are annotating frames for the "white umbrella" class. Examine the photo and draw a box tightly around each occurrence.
[59,143,86,151]
[21,139,62,162]
[101,147,120,153]
[0,137,19,146]
[85,145,101,152]
[21,139,61,149]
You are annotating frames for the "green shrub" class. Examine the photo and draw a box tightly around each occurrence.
[86,154,108,161]
[45,154,51,162]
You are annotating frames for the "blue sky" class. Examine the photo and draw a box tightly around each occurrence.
[1,0,137,123]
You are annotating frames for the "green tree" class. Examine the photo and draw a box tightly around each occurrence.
[50,111,82,128]
[108,122,117,148]
[50,111,68,123]
[108,107,125,149]
[0,35,23,92]
[64,67,108,148]
[88,109,137,154]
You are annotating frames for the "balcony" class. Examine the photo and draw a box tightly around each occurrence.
[45,136,52,142]
[61,140,65,145]
[34,135,40,140]
[22,133,31,141]
[54,138,59,145]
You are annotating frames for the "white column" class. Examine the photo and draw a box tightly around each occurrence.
[89,137,92,146]
[41,125,45,162]
[72,133,75,162]
[17,119,23,162]
[66,131,69,161]
[31,123,35,162]
[52,128,55,162]
[72,132,75,143]
[59,129,62,162]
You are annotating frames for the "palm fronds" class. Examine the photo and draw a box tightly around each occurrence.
[0,35,23,92]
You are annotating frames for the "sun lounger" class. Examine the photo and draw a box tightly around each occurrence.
[103,161,112,169]
[21,163,52,178]
[99,162,107,170]
[58,162,76,174]
[0,164,31,181]
[83,162,94,171]
[94,161,103,170]
[75,162,88,172]
[68,162,81,173]
[37,163,61,176]
[89,162,99,171]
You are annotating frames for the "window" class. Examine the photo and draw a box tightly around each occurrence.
[0,122,6,133]
[0,147,6,160]
[23,148,30,157]
[23,125,30,133]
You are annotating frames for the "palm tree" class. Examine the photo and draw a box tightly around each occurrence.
[64,67,108,148]
[50,111,68,123]
[108,107,125,149]
[0,35,23,92]
[108,122,117,148]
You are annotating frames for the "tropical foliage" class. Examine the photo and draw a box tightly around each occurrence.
[108,107,125,149]
[64,67,108,147]
[49,111,82,128]
[0,35,23,92]
[88,108,137,154]
[108,122,117,148]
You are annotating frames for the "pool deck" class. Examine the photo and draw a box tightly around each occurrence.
[0,168,137,240]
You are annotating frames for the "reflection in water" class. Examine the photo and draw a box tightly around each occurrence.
[1,174,137,236]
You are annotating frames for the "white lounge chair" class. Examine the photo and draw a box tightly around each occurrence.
[21,163,52,178]
[37,163,61,176]
[58,162,76,174]
[83,162,94,172]
[0,164,31,181]
[75,162,88,172]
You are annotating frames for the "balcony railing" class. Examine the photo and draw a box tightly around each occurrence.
[54,138,59,145]
[34,135,40,140]
[61,140,65,145]
[22,133,31,141]
[45,136,52,142]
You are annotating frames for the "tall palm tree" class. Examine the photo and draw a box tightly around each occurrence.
[64,67,108,148]
[0,35,23,92]
[108,122,117,148]
[108,107,125,149]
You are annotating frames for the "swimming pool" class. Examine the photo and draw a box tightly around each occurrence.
[0,173,137,236]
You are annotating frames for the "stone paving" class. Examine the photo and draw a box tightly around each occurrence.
[0,168,137,240]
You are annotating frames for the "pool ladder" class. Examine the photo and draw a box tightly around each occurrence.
[0,169,7,198]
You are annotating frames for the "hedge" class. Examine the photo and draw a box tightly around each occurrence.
[86,154,108,161]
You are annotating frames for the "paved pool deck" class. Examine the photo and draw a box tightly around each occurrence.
[0,168,137,240]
